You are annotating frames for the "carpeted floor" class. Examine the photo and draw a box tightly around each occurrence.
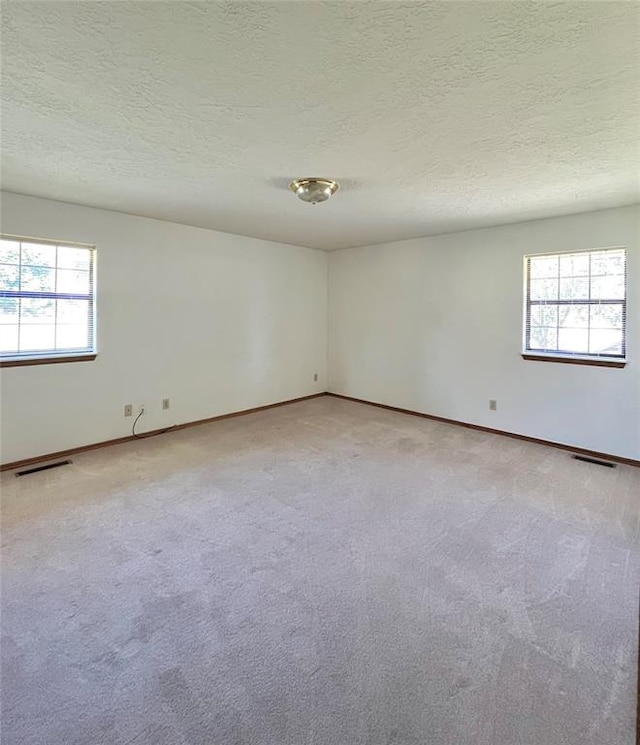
[1,396,638,745]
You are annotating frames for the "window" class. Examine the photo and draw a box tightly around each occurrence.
[0,235,96,366]
[523,247,626,365]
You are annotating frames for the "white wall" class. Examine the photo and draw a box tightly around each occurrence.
[0,193,328,464]
[329,206,640,460]
[3,195,638,464]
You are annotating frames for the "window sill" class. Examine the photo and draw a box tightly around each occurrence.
[0,354,97,368]
[522,354,625,368]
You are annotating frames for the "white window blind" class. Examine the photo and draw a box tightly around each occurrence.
[524,247,626,360]
[0,235,96,361]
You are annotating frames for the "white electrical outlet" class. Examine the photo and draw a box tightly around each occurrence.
[124,404,133,417]
[162,398,170,410]
[489,399,497,411]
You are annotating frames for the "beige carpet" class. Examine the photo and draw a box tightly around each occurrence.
[1,396,638,745]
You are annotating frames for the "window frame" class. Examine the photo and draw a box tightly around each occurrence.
[0,234,97,367]
[522,246,627,368]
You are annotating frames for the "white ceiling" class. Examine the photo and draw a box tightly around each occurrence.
[2,1,639,251]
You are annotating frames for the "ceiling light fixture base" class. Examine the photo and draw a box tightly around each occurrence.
[289,178,339,204]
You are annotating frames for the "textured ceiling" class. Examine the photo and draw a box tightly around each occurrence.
[2,1,639,250]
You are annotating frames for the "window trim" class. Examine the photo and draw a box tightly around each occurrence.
[521,353,625,368]
[0,353,97,368]
[0,234,97,365]
[522,245,627,366]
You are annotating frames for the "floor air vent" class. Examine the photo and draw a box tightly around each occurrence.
[16,460,72,477]
[571,454,616,468]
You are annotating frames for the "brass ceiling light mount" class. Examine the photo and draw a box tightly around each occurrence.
[289,178,339,205]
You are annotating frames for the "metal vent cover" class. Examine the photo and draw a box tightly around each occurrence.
[16,460,72,477]
[572,454,616,469]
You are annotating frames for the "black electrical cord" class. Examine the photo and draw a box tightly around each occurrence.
[131,408,145,437]
[132,408,176,439]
